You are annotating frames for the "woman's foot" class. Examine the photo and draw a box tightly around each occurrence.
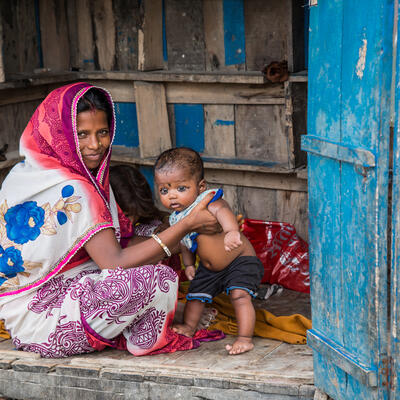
[172,323,196,337]
[225,336,254,355]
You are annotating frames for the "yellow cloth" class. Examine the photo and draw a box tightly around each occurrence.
[208,293,312,344]
[0,320,10,339]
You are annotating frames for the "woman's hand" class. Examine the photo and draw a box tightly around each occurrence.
[184,192,220,234]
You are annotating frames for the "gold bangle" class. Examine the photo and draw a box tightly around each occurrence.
[151,234,171,257]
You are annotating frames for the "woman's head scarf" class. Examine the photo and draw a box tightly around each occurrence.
[0,82,132,297]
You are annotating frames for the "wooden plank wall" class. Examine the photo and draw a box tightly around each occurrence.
[0,0,309,240]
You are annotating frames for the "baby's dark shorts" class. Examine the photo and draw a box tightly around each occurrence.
[186,256,264,303]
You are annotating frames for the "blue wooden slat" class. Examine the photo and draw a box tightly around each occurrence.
[139,166,155,196]
[174,104,205,152]
[222,0,246,66]
[307,329,378,387]
[301,135,376,167]
[113,102,139,148]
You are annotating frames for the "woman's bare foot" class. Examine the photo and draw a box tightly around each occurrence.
[225,336,254,355]
[172,323,196,337]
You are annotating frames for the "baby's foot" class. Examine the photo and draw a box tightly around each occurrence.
[172,323,196,337]
[225,336,254,355]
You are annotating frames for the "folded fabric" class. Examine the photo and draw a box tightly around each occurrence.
[0,320,10,339]
[149,328,225,355]
[208,293,311,344]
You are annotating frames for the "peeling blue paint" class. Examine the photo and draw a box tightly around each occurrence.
[174,104,205,152]
[114,102,139,148]
[223,0,246,66]
[214,119,235,126]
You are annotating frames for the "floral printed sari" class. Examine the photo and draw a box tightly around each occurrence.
[0,83,210,357]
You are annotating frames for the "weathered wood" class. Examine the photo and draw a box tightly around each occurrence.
[134,82,171,157]
[244,0,289,72]
[82,80,284,106]
[1,0,40,77]
[81,70,266,83]
[203,0,234,72]
[0,101,42,153]
[203,105,235,157]
[113,0,140,71]
[166,83,284,105]
[237,186,308,241]
[235,104,292,166]
[205,169,307,192]
[0,18,4,83]
[164,0,205,71]
[39,0,70,71]
[76,0,95,71]
[138,0,163,71]
[93,0,116,71]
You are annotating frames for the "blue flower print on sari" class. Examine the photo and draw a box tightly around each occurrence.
[4,201,45,244]
[0,245,24,285]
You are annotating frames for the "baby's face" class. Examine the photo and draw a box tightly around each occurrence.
[155,167,206,212]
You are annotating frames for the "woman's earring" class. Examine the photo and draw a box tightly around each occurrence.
[98,142,102,146]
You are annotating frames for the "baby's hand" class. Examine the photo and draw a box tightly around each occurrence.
[185,265,196,281]
[224,231,242,251]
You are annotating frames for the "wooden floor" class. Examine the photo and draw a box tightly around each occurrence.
[0,289,315,400]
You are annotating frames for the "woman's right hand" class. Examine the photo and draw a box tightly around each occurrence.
[184,192,220,234]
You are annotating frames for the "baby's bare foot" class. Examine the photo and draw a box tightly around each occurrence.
[172,323,196,337]
[225,336,254,355]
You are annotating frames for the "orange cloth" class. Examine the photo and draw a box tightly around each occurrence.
[0,320,10,339]
[208,293,312,344]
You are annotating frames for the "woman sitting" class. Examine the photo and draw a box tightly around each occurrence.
[0,82,219,358]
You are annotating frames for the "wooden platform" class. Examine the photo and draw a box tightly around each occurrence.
[0,290,315,400]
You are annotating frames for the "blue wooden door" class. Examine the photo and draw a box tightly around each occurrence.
[302,1,394,399]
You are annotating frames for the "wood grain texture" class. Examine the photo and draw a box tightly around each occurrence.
[113,0,140,71]
[93,0,116,71]
[39,0,70,71]
[1,0,40,76]
[138,0,163,71]
[134,81,171,157]
[164,0,205,71]
[203,105,235,157]
[76,0,95,71]
[235,104,290,166]
[0,100,42,153]
[244,0,289,72]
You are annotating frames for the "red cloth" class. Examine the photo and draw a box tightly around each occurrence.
[86,327,224,355]
[242,219,310,293]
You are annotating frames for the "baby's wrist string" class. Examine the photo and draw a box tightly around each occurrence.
[151,234,172,257]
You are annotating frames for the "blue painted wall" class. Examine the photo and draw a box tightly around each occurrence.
[114,102,139,148]
[223,0,246,66]
[174,104,205,152]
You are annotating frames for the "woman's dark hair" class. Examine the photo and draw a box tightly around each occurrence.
[77,88,113,127]
[110,164,165,223]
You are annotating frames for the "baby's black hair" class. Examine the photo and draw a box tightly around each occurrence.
[77,88,113,127]
[109,164,165,223]
[154,147,204,182]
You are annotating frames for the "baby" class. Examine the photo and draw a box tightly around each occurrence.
[154,147,264,355]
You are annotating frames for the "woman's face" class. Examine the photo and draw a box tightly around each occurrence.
[76,109,111,171]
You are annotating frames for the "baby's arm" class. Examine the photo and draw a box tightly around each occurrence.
[207,199,242,251]
[180,243,196,280]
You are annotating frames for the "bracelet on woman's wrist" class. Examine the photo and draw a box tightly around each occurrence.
[151,234,172,257]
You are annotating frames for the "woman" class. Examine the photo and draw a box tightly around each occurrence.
[0,82,219,358]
